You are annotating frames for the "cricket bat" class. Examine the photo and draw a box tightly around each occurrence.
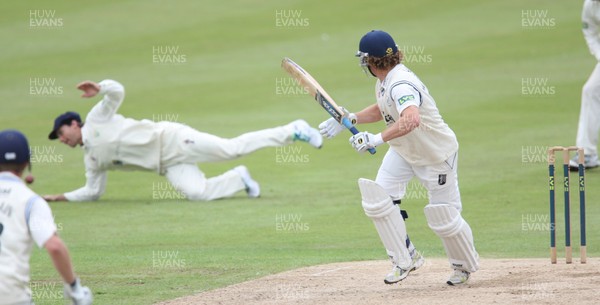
[281,57,376,154]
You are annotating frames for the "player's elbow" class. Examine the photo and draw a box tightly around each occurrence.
[400,113,420,133]
[88,194,101,201]
[80,189,104,201]
[88,190,104,201]
[101,79,125,100]
[44,235,66,256]
[408,115,420,131]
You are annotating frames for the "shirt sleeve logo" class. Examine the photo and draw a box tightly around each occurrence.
[398,94,415,105]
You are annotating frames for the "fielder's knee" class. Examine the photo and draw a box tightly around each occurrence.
[178,187,210,201]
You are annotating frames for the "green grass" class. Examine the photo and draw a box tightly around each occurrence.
[1,0,598,304]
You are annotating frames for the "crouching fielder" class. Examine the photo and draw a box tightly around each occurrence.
[320,30,478,285]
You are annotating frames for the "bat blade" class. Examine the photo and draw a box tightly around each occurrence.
[281,57,376,154]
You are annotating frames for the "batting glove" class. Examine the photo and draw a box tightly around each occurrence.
[318,107,357,139]
[64,278,93,305]
[349,132,384,153]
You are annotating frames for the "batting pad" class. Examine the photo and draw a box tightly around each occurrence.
[424,204,479,272]
[358,178,412,269]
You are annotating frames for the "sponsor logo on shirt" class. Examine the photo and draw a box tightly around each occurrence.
[383,113,395,125]
[398,95,415,105]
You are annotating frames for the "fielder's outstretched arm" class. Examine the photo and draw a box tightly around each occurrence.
[85,79,125,123]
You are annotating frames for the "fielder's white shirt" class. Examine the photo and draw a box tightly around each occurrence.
[0,172,57,305]
[583,0,600,61]
[375,64,458,166]
[65,80,181,201]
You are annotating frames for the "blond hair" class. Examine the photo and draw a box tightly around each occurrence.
[367,51,403,70]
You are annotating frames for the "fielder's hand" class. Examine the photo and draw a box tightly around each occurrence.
[77,81,100,98]
[43,194,67,202]
[318,107,357,138]
[349,132,383,153]
[63,278,93,305]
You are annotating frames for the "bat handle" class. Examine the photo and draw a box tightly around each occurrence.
[341,117,376,155]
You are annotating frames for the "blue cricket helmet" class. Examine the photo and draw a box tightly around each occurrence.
[358,30,398,58]
[0,129,30,164]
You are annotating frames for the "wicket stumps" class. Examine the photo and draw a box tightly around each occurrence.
[547,146,586,264]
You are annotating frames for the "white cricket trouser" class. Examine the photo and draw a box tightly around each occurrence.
[375,148,478,271]
[162,124,294,201]
[375,148,461,210]
[576,62,600,156]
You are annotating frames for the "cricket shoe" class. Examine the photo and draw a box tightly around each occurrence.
[383,253,423,284]
[410,251,425,272]
[446,269,470,286]
[384,265,412,285]
[569,153,599,171]
[234,166,260,198]
[289,119,323,149]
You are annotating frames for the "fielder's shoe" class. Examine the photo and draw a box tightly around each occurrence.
[446,269,470,286]
[569,153,599,171]
[234,166,260,198]
[289,119,323,149]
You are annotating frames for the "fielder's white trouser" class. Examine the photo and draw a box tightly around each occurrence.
[375,148,479,272]
[162,124,295,201]
[576,62,600,156]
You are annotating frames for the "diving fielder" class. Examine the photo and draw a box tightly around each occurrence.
[43,79,322,202]
[319,30,479,285]
[0,130,92,305]
[572,0,600,169]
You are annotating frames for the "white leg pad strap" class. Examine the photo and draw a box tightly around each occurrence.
[424,204,479,272]
[358,178,411,269]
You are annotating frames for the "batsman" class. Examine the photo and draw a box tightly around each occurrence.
[319,30,479,285]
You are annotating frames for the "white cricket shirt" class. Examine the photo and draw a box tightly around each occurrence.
[375,64,458,166]
[64,80,181,201]
[0,172,57,305]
